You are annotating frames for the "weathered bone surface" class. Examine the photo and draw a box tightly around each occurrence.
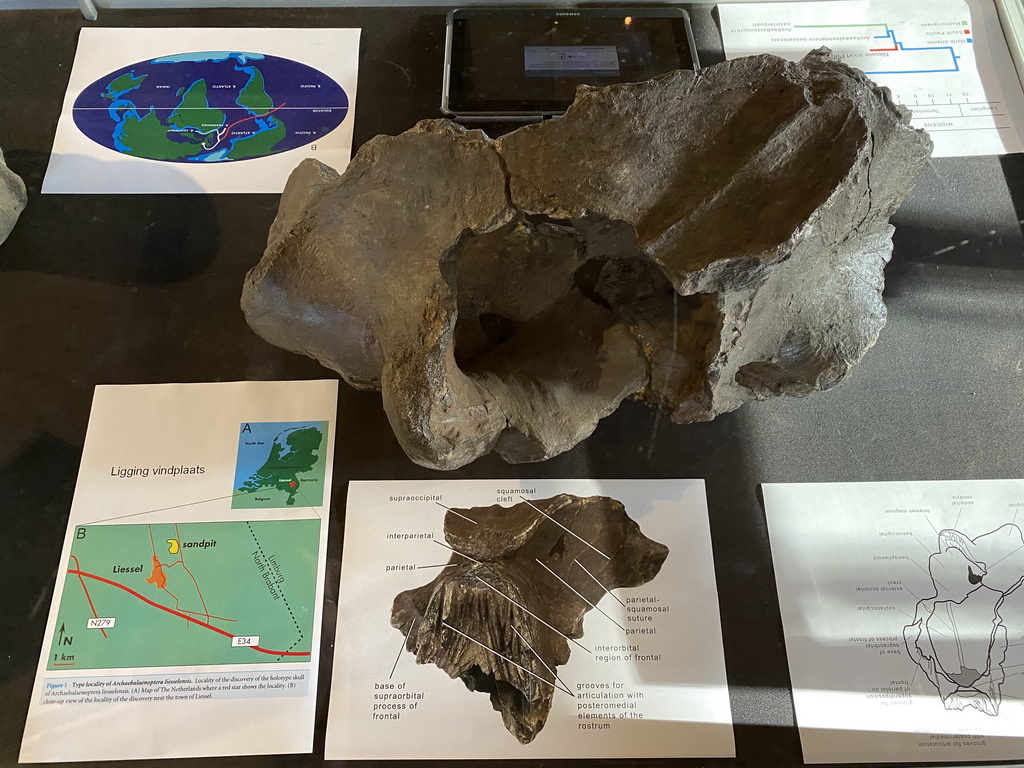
[0,148,27,247]
[391,494,669,743]
[242,50,932,470]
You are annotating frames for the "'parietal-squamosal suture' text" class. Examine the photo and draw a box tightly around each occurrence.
[242,50,933,470]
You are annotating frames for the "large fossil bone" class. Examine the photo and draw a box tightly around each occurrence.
[390,494,669,743]
[242,50,932,470]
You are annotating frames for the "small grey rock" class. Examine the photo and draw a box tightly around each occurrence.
[0,147,26,246]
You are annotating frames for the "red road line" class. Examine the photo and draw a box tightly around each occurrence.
[177,522,212,624]
[69,556,108,639]
[67,568,309,657]
[179,609,238,623]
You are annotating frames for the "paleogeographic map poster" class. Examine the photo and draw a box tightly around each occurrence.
[764,479,1024,763]
[20,380,337,763]
[42,28,360,193]
[326,479,735,760]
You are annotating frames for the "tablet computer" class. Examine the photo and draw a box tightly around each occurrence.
[442,7,700,121]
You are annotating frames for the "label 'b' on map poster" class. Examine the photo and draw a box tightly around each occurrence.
[20,380,337,763]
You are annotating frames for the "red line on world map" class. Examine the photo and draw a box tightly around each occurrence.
[66,568,310,657]
[221,102,287,141]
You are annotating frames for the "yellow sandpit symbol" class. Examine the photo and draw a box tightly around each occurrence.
[166,539,180,554]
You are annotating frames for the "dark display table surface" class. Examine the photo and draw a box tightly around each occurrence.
[2,5,1023,767]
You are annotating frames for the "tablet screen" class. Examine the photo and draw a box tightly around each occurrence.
[446,8,698,116]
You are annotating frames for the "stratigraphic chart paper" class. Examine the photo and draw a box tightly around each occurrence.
[719,0,1024,157]
[42,28,359,193]
[764,480,1024,764]
[20,380,337,763]
[326,479,735,760]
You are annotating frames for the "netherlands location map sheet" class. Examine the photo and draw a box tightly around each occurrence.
[20,380,337,762]
[764,479,1024,763]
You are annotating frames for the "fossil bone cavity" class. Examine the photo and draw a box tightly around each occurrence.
[242,51,932,469]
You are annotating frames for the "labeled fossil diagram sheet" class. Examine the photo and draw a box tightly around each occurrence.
[764,480,1024,764]
[43,28,359,193]
[326,479,734,760]
[718,0,1024,157]
[20,380,337,763]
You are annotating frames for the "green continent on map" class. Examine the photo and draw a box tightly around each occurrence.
[105,72,147,99]
[238,68,274,114]
[228,117,287,160]
[167,80,227,133]
[119,109,204,160]
[49,520,320,671]
[235,424,326,508]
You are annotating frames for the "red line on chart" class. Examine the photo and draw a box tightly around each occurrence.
[220,103,286,141]
[67,568,309,657]
[69,555,108,638]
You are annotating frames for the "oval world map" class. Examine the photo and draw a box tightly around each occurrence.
[73,51,349,163]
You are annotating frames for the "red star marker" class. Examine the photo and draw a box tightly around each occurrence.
[290,481,298,488]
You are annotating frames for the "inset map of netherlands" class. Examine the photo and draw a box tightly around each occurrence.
[903,524,1024,716]
[233,421,328,509]
[49,520,320,670]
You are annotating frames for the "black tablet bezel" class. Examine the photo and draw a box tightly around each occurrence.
[442,7,700,120]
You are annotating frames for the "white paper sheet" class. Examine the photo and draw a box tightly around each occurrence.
[19,380,338,762]
[326,479,734,760]
[719,0,1024,157]
[764,479,1024,763]
[42,28,360,194]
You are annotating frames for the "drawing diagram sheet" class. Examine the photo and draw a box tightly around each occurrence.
[764,480,1024,763]
[719,0,1024,157]
[43,28,360,193]
[20,380,337,762]
[326,479,734,760]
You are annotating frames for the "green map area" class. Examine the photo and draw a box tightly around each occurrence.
[97,57,291,162]
[233,422,328,509]
[49,520,320,670]
[104,72,147,99]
